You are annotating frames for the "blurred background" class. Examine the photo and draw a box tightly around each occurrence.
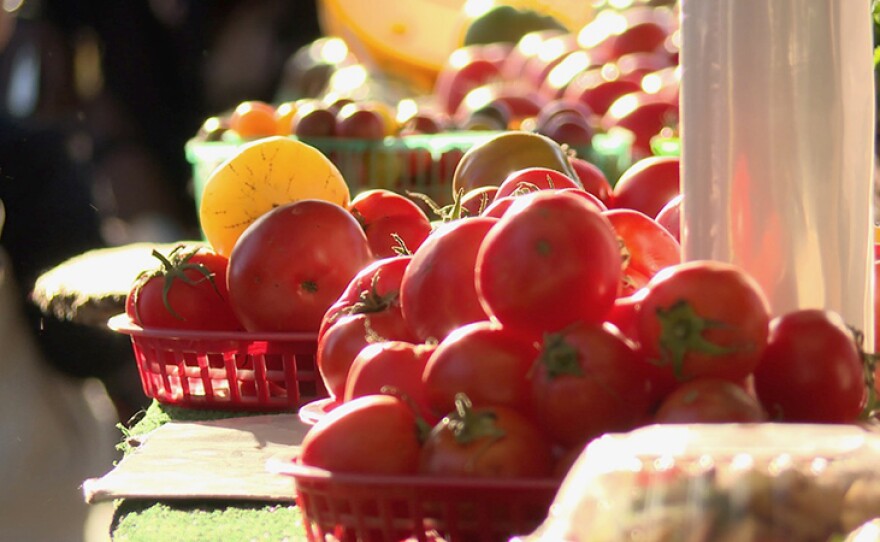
[0,2,323,541]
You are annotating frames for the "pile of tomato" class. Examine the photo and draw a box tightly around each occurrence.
[124,132,877,484]
[302,179,876,481]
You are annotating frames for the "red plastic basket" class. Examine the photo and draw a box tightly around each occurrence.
[269,458,559,542]
[108,314,326,411]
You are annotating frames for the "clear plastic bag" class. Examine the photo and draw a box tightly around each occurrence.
[525,423,880,542]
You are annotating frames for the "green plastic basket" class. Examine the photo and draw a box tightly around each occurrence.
[186,130,633,211]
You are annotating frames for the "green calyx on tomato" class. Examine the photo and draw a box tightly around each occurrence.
[407,188,468,222]
[444,393,505,446]
[538,333,583,378]
[655,300,739,380]
[135,245,221,321]
[343,271,399,315]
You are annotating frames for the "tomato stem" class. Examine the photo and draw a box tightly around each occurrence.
[446,393,505,445]
[137,244,221,322]
[655,300,739,380]
[539,333,583,378]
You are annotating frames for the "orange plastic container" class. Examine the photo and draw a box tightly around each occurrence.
[270,458,560,542]
[109,314,326,411]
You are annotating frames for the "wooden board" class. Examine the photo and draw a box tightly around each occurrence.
[82,414,309,504]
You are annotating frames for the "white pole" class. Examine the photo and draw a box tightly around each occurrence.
[680,0,876,348]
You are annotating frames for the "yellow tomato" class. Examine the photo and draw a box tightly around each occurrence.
[199,136,351,256]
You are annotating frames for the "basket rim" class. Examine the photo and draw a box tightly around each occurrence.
[107,313,317,342]
[267,455,561,491]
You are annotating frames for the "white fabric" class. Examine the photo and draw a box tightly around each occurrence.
[0,248,117,542]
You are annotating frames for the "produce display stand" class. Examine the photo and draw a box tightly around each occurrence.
[77,1,880,541]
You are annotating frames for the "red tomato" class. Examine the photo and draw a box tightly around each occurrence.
[422,321,539,419]
[344,341,436,423]
[605,287,647,344]
[556,187,607,212]
[299,394,423,475]
[227,200,372,332]
[603,208,681,296]
[753,309,867,423]
[349,189,432,258]
[125,244,243,331]
[602,94,679,159]
[482,189,606,219]
[493,167,581,200]
[460,186,498,217]
[531,322,654,448]
[317,312,416,401]
[348,188,425,222]
[419,395,554,479]
[611,155,680,219]
[569,156,614,208]
[637,260,771,383]
[399,217,496,342]
[481,195,516,218]
[319,255,414,342]
[363,214,432,258]
[476,191,621,338]
[605,288,678,406]
[655,194,682,242]
[654,378,766,424]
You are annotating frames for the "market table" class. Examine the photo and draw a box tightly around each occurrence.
[85,401,311,542]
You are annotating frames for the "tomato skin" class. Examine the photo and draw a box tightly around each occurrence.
[422,321,539,419]
[603,208,681,296]
[199,136,351,258]
[637,260,771,383]
[400,217,496,342]
[125,245,243,331]
[569,156,613,208]
[605,289,643,340]
[611,155,680,219]
[654,378,766,424]
[344,341,436,423]
[606,289,679,406]
[655,194,682,242]
[319,256,414,342]
[350,189,425,222]
[493,167,581,200]
[476,190,622,338]
[481,195,516,218]
[460,186,498,217]
[363,214,432,258]
[556,187,607,212]
[349,189,433,258]
[299,394,422,475]
[603,96,678,159]
[229,100,277,138]
[317,312,414,401]
[530,322,654,448]
[753,309,867,423]
[227,200,373,332]
[419,402,554,479]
